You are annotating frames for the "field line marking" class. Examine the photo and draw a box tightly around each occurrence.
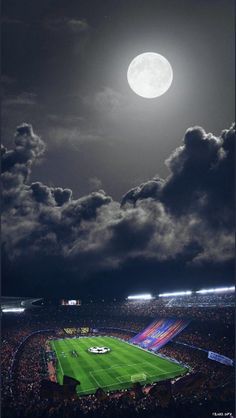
[89,371,101,387]
[110,362,142,369]
[91,359,173,376]
[52,336,186,394]
[147,369,185,378]
[143,359,166,373]
[81,368,183,393]
[116,374,147,384]
[108,336,187,372]
[52,341,64,379]
[91,362,148,375]
[122,338,188,369]
[143,358,184,376]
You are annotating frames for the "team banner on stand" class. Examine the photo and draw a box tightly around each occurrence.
[130,318,189,351]
[208,351,234,366]
[64,328,78,335]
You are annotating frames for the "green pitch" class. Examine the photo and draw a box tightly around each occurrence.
[50,336,187,396]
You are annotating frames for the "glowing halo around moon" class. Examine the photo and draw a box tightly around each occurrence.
[127,52,173,99]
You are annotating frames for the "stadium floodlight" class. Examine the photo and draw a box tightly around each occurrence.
[196,286,235,294]
[158,291,192,297]
[2,308,25,313]
[127,294,153,300]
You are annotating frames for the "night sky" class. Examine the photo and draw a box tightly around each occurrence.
[1,0,235,299]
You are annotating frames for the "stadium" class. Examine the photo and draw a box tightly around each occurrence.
[1,286,235,418]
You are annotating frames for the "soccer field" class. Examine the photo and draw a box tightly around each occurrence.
[50,336,187,396]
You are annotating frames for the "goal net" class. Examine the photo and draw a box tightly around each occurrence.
[131,373,147,382]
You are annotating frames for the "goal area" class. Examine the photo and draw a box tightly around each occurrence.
[131,373,147,382]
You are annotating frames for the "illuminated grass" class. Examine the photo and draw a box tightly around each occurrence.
[50,336,187,396]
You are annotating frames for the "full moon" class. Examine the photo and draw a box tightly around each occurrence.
[127,52,173,99]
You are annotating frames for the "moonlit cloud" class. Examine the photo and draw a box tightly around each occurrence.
[47,126,103,147]
[3,92,37,107]
[93,87,126,114]
[45,17,90,34]
[88,177,103,192]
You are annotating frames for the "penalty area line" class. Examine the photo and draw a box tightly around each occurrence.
[89,371,101,387]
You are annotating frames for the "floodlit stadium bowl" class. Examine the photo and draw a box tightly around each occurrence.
[88,346,111,354]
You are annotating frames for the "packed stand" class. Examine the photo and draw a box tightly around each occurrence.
[175,320,234,358]
[1,300,235,418]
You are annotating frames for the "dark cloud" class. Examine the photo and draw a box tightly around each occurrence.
[1,123,235,296]
[122,124,235,225]
[162,125,234,222]
[1,124,46,210]
[2,123,45,173]
[53,187,73,206]
[30,182,72,206]
[121,178,164,205]
[30,179,73,207]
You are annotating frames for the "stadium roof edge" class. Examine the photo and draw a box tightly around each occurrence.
[0,297,43,310]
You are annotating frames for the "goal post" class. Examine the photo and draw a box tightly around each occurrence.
[131,373,147,383]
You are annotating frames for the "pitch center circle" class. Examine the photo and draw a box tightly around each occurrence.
[88,346,111,354]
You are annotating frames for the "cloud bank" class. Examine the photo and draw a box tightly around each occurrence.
[1,122,235,295]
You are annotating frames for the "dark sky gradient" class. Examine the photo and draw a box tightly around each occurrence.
[1,0,235,299]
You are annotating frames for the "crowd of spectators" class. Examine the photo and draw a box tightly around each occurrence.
[108,300,234,323]
[2,331,235,418]
[175,321,234,359]
[48,297,234,324]
[0,317,141,410]
[3,296,233,326]
[159,292,235,307]
[13,333,60,404]
[2,308,148,333]
[1,298,235,418]
[1,327,38,402]
[2,389,234,418]
[159,342,234,391]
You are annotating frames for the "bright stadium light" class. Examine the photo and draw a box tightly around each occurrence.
[2,308,25,313]
[158,291,192,297]
[68,300,77,305]
[196,286,235,294]
[127,294,153,300]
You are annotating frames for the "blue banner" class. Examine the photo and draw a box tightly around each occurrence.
[208,351,234,366]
